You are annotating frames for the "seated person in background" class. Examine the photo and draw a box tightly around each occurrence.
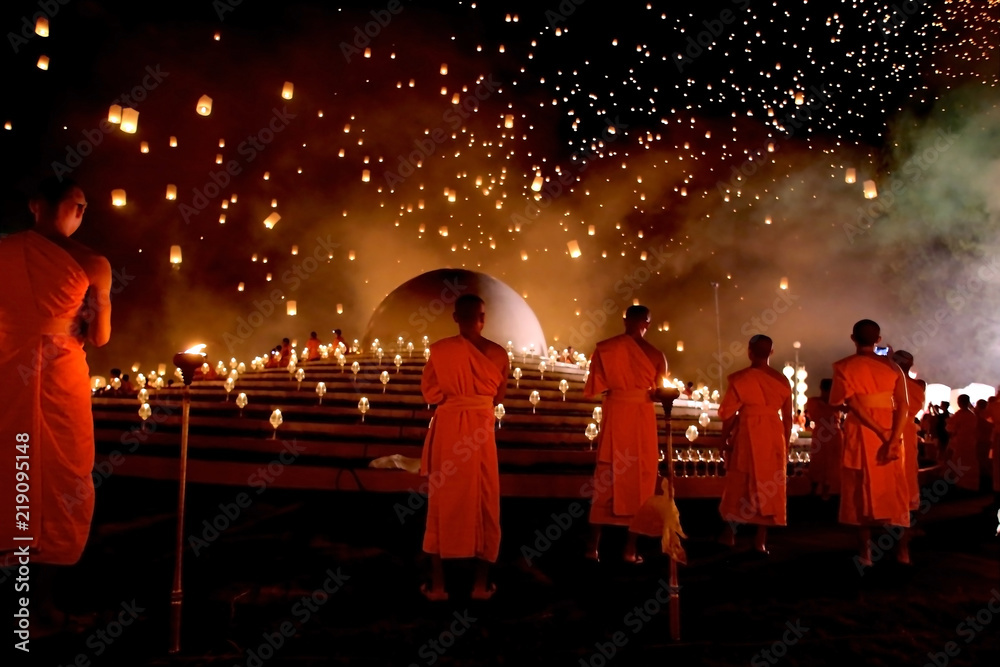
[278,338,292,366]
[265,346,281,368]
[303,331,321,361]
[119,373,135,396]
[945,394,980,492]
[332,329,346,353]
[103,367,123,395]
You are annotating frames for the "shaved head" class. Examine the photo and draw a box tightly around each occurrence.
[852,319,880,347]
[891,349,913,371]
[748,334,773,360]
[624,305,650,322]
[454,294,484,323]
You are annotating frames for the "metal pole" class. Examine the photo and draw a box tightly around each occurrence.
[169,384,191,653]
[712,282,724,390]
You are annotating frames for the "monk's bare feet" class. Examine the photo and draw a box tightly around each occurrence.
[623,552,644,565]
[470,583,496,601]
[896,542,911,565]
[754,527,769,555]
[584,548,600,563]
[420,583,449,602]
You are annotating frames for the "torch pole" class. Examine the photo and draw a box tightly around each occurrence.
[658,388,681,641]
[169,383,191,653]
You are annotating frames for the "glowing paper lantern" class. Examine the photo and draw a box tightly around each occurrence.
[358,397,369,421]
[676,341,684,352]
[37,55,49,70]
[531,174,544,191]
[287,300,297,316]
[169,245,182,265]
[108,105,122,124]
[165,184,177,200]
[111,189,126,207]
[281,81,294,99]
[845,168,857,184]
[588,225,595,236]
[686,425,699,442]
[316,382,326,404]
[35,17,49,37]
[263,212,281,229]
[504,114,514,128]
[336,303,344,314]
[440,63,448,75]
[140,141,149,153]
[585,423,598,445]
[269,409,283,439]
[529,390,541,414]
[567,240,581,258]
[169,136,178,147]
[662,321,670,332]
[348,250,356,260]
[863,180,878,199]
[196,95,213,116]
[559,379,569,400]
[495,404,505,428]
[237,282,244,292]
[120,108,138,133]
[779,277,789,290]
[362,169,370,182]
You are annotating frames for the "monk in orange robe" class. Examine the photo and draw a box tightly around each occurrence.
[891,350,925,509]
[830,319,910,566]
[303,331,321,361]
[945,394,980,492]
[804,378,844,500]
[1,177,111,631]
[583,305,668,563]
[717,335,792,554]
[419,294,508,600]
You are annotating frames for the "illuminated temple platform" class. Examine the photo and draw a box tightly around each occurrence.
[91,352,831,498]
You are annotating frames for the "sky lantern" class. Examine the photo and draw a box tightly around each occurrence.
[336,303,344,314]
[196,95,212,115]
[213,31,221,41]
[266,273,272,281]
[291,245,298,255]
[263,212,280,229]
[165,184,177,200]
[863,180,878,199]
[263,171,270,180]
[521,250,528,261]
[35,17,49,37]
[140,141,149,153]
[111,189,126,206]
[364,47,371,58]
[662,321,670,332]
[588,225,596,235]
[287,301,297,316]
[3,121,10,130]
[780,276,789,290]
[677,341,684,352]
[567,240,581,258]
[348,250,356,260]
[37,55,49,70]
[120,108,138,133]
[108,105,122,124]
[215,154,223,164]
[531,174,543,191]
[440,63,448,75]
[845,167,856,183]
[362,169,370,182]
[281,81,294,99]
[237,282,244,292]
[794,92,804,105]
[169,136,178,147]
[218,214,226,223]
[170,245,182,265]
[439,226,448,236]
[504,114,514,128]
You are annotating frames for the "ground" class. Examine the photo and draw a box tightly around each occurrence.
[13,476,1000,666]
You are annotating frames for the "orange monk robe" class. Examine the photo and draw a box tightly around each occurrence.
[0,231,95,566]
[830,355,910,527]
[717,367,792,526]
[901,377,925,509]
[304,337,320,361]
[945,408,979,491]
[804,397,843,495]
[584,335,660,526]
[420,336,505,561]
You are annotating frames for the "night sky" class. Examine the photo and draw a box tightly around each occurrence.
[1,0,998,388]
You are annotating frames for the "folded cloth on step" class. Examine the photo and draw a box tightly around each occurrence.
[368,454,421,474]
